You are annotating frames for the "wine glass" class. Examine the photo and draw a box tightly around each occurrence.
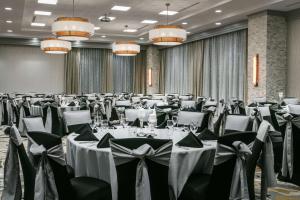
[172,116,178,128]
[190,122,198,136]
[167,120,174,138]
[101,119,109,132]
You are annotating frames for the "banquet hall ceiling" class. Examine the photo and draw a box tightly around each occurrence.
[1,0,300,44]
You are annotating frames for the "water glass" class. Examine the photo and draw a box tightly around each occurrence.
[101,119,109,132]
[172,116,178,127]
[190,122,198,136]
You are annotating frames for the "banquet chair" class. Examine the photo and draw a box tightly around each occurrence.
[177,111,210,132]
[42,102,63,136]
[23,117,48,133]
[110,138,172,200]
[125,109,152,122]
[27,131,112,200]
[179,131,257,200]
[230,99,246,115]
[276,113,300,186]
[115,100,132,107]
[2,126,35,200]
[180,100,196,110]
[288,104,300,115]
[179,95,193,101]
[145,99,166,108]
[224,115,252,134]
[63,110,92,134]
[282,97,299,105]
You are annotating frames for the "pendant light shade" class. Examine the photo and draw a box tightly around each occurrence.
[52,17,94,41]
[41,38,71,54]
[149,25,187,45]
[112,41,140,56]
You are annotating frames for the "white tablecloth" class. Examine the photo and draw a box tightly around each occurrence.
[66,128,216,200]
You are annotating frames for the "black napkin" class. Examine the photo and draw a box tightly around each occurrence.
[176,132,203,148]
[68,102,76,106]
[110,108,119,121]
[129,118,141,127]
[156,112,168,128]
[33,101,42,106]
[74,130,99,142]
[197,128,218,140]
[68,123,92,135]
[97,133,114,148]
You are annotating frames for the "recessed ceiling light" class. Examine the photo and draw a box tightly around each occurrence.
[215,9,222,13]
[6,20,12,23]
[98,16,116,21]
[38,0,57,5]
[187,31,191,34]
[159,10,178,15]
[141,20,158,24]
[94,27,101,30]
[139,37,144,40]
[34,10,52,16]
[5,7,12,11]
[7,30,13,33]
[33,37,38,40]
[123,29,137,33]
[111,5,131,11]
[215,22,222,26]
[31,22,46,27]
[182,22,188,25]
[101,35,106,38]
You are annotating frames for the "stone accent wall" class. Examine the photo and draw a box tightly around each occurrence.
[146,45,160,94]
[247,11,287,102]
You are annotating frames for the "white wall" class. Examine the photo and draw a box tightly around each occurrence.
[0,45,64,93]
[287,10,300,99]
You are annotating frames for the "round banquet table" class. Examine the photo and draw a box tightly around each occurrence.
[66,127,217,200]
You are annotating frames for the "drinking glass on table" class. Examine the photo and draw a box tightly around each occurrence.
[101,119,109,132]
[190,122,198,136]
[167,120,174,138]
[172,116,178,128]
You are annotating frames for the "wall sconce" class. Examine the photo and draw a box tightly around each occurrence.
[253,54,259,87]
[148,68,152,87]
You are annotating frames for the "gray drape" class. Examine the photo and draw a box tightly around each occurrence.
[64,48,80,94]
[160,29,247,100]
[159,40,204,97]
[113,55,134,93]
[202,30,247,101]
[65,48,114,94]
[133,50,147,94]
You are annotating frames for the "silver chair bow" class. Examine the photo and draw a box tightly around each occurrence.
[250,108,263,132]
[214,141,252,200]
[110,141,173,200]
[29,142,66,200]
[1,126,23,200]
[276,113,300,178]
[42,102,59,133]
[231,100,245,115]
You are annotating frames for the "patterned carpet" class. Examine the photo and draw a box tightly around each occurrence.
[0,127,299,199]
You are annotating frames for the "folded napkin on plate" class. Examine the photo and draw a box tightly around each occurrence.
[74,130,99,141]
[68,123,92,135]
[68,102,76,106]
[197,128,218,140]
[176,132,203,148]
[97,133,114,148]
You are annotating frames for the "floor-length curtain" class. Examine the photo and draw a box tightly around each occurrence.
[100,49,113,93]
[133,50,147,94]
[202,30,247,101]
[64,48,80,94]
[113,55,134,93]
[160,40,204,96]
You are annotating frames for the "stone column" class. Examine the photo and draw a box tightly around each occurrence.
[247,11,287,102]
[146,45,160,94]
